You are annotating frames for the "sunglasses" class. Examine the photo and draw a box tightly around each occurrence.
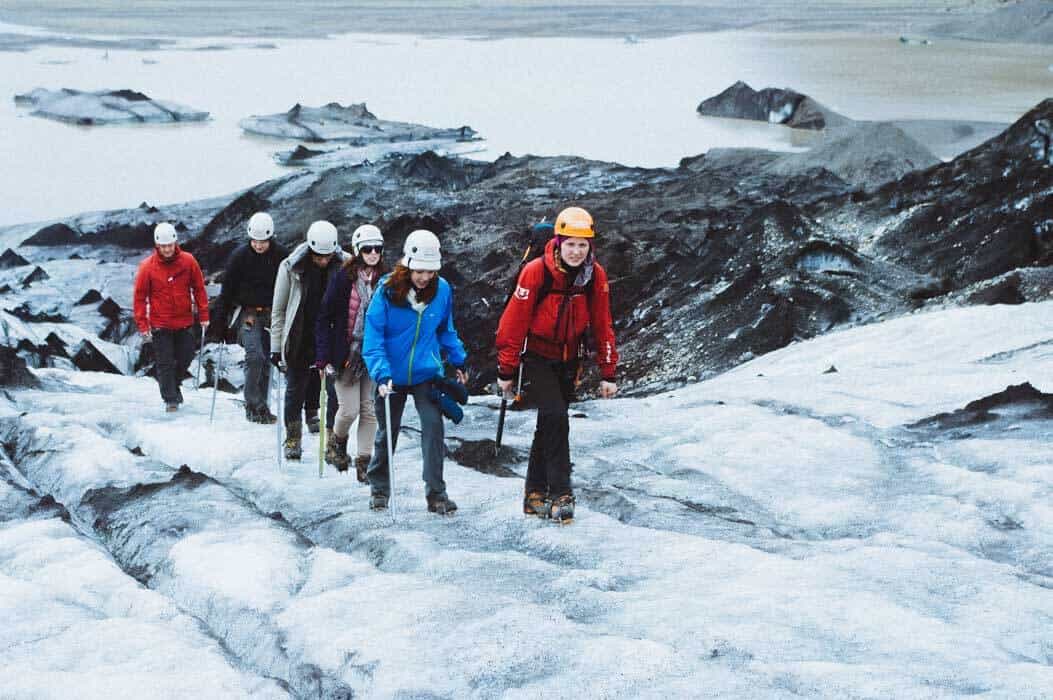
[359,245,383,254]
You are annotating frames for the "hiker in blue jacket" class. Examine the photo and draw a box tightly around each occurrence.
[362,229,468,515]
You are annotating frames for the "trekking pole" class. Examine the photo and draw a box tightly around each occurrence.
[318,374,327,479]
[384,388,396,523]
[495,358,525,455]
[209,342,225,424]
[195,329,206,389]
[275,367,283,469]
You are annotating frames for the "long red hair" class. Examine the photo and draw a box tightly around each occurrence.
[384,264,438,306]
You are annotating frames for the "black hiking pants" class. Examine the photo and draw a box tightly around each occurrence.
[283,363,337,428]
[152,326,195,406]
[524,353,578,498]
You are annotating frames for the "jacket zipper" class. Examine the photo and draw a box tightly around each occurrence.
[406,309,424,385]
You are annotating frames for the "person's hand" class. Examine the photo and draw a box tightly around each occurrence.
[140,330,152,343]
[269,352,284,371]
[598,380,618,399]
[377,379,394,398]
[319,363,336,378]
[200,320,209,330]
[455,368,468,385]
[497,378,514,399]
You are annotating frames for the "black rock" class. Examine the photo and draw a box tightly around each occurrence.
[286,145,325,162]
[965,274,1027,306]
[43,332,70,358]
[71,340,122,374]
[76,289,104,305]
[195,190,271,270]
[910,383,1053,430]
[859,99,1053,287]
[21,266,49,287]
[0,248,30,268]
[23,223,79,246]
[4,301,67,323]
[97,297,122,320]
[696,81,849,130]
[445,437,521,478]
[0,346,40,387]
[91,222,156,248]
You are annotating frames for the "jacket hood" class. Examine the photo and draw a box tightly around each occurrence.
[153,244,184,264]
[288,241,352,272]
[543,237,594,283]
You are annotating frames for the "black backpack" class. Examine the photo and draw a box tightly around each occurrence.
[505,221,593,309]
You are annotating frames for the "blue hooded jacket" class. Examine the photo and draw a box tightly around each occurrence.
[362,275,467,386]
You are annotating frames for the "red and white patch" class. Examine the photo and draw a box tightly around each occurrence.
[514,286,530,300]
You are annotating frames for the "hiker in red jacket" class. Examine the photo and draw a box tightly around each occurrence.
[495,206,618,523]
[133,222,210,412]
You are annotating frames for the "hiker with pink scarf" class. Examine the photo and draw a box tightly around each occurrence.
[315,224,388,480]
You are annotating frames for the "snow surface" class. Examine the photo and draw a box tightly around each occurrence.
[1,300,1051,697]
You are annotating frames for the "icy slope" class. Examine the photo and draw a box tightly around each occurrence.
[1,301,1051,698]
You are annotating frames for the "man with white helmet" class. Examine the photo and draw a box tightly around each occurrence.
[133,222,210,412]
[271,220,350,459]
[362,229,468,514]
[213,212,288,423]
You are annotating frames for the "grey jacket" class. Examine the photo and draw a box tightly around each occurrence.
[270,242,352,363]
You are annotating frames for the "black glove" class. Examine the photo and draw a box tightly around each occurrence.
[270,352,284,371]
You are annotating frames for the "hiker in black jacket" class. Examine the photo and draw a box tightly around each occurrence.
[212,212,288,423]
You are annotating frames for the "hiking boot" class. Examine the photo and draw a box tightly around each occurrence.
[354,455,370,484]
[326,432,350,472]
[165,403,179,413]
[549,494,575,524]
[426,493,458,516]
[256,407,277,424]
[246,406,260,423]
[523,491,549,516]
[369,492,389,510]
[306,412,320,434]
[284,422,302,461]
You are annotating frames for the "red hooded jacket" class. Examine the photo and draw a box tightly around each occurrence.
[133,246,210,333]
[496,238,618,381]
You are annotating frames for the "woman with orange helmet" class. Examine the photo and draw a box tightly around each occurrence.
[495,206,619,523]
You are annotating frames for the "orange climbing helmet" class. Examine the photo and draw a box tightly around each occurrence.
[554,206,594,238]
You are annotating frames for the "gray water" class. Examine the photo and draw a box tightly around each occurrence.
[1,23,1049,226]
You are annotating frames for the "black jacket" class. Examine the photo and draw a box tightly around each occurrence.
[214,241,287,328]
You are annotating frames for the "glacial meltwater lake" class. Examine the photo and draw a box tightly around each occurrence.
[0,21,1050,226]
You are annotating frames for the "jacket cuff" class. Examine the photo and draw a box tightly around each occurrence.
[497,366,516,381]
[601,371,616,382]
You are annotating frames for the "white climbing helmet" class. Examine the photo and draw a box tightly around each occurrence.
[401,229,441,271]
[153,222,177,245]
[351,224,384,255]
[247,212,274,240]
[306,220,339,255]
